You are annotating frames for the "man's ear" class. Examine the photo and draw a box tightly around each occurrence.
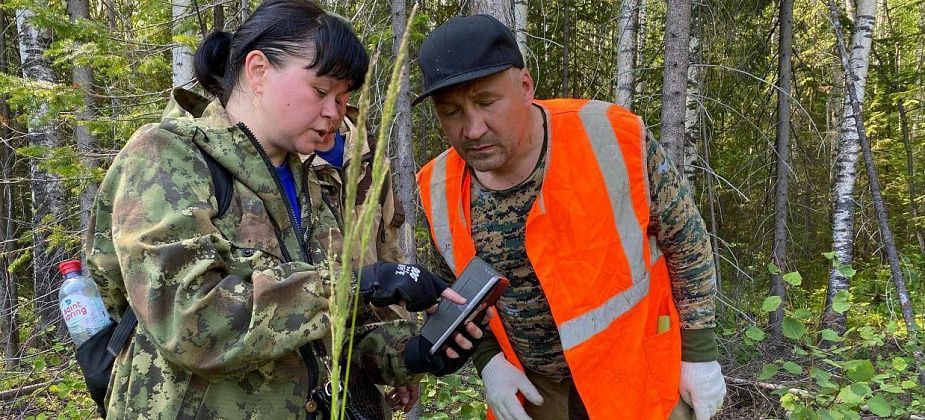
[243,50,270,93]
[519,68,536,103]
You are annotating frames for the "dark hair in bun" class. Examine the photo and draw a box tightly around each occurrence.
[194,31,232,98]
[193,0,369,105]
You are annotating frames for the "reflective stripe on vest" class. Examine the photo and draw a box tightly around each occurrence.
[558,100,648,350]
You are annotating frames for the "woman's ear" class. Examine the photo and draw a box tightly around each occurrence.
[243,50,270,94]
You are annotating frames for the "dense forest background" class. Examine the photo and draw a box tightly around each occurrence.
[0,0,923,418]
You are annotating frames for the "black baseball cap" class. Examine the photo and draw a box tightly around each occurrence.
[412,14,525,106]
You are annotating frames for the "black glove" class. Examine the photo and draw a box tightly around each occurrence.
[403,334,479,376]
[360,262,447,311]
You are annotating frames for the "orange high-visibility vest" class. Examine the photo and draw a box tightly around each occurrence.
[418,99,682,419]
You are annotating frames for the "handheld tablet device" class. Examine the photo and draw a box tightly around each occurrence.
[421,257,510,355]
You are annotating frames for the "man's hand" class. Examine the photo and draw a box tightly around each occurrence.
[481,354,543,420]
[360,262,450,311]
[402,322,483,376]
[679,361,726,419]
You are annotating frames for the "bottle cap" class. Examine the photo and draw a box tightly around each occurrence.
[58,259,82,275]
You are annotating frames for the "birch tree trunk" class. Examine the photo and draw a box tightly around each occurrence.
[660,0,692,167]
[826,0,923,386]
[821,0,875,335]
[67,0,99,237]
[16,7,69,347]
[172,0,195,88]
[0,8,21,365]
[391,0,417,264]
[769,0,794,343]
[615,0,638,108]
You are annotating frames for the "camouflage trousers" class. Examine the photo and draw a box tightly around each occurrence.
[522,369,693,420]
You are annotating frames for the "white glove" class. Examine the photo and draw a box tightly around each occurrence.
[481,353,544,420]
[679,361,726,419]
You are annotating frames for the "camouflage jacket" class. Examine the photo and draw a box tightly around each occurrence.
[86,89,415,419]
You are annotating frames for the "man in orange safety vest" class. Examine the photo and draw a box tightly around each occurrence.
[412,14,726,420]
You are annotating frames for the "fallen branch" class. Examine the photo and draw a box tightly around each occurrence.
[726,376,812,397]
[0,379,62,400]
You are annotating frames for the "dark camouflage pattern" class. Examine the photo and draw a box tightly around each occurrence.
[644,132,717,331]
[85,88,415,418]
[423,117,717,371]
[469,152,570,381]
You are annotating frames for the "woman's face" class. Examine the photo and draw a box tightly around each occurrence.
[257,55,351,159]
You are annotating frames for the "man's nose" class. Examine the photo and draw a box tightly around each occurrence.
[462,115,488,141]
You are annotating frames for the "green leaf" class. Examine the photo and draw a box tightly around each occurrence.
[891,357,908,372]
[836,383,866,405]
[782,361,802,374]
[867,395,892,417]
[843,360,874,382]
[33,356,46,372]
[762,296,782,312]
[768,262,782,274]
[746,326,766,341]
[783,271,803,286]
[792,308,814,320]
[821,329,843,342]
[823,251,837,260]
[901,380,918,389]
[758,363,779,380]
[832,291,851,314]
[782,317,806,340]
[837,265,856,278]
[814,370,839,391]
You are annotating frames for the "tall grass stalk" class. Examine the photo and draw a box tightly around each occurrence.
[328,5,418,419]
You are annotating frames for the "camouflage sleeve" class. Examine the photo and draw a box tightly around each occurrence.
[644,132,718,361]
[352,317,419,386]
[108,128,334,378]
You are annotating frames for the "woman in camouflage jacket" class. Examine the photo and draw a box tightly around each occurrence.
[85,1,473,417]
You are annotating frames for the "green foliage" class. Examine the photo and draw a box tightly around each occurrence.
[740,263,925,418]
[418,372,486,420]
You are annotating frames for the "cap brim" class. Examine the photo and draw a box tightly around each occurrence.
[411,64,515,106]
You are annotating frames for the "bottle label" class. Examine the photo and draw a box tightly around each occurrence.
[62,295,110,334]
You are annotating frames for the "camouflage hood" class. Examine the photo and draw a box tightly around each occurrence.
[159,88,312,262]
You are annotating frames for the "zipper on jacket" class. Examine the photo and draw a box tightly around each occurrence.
[236,122,320,397]
[237,122,313,264]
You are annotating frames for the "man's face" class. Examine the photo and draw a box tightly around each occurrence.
[431,68,535,173]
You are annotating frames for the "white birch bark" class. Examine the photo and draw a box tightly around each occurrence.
[16,7,69,345]
[172,0,195,88]
[822,0,876,334]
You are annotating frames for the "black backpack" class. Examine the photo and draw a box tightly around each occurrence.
[75,142,232,417]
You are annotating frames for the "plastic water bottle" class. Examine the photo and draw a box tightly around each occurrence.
[58,260,112,347]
